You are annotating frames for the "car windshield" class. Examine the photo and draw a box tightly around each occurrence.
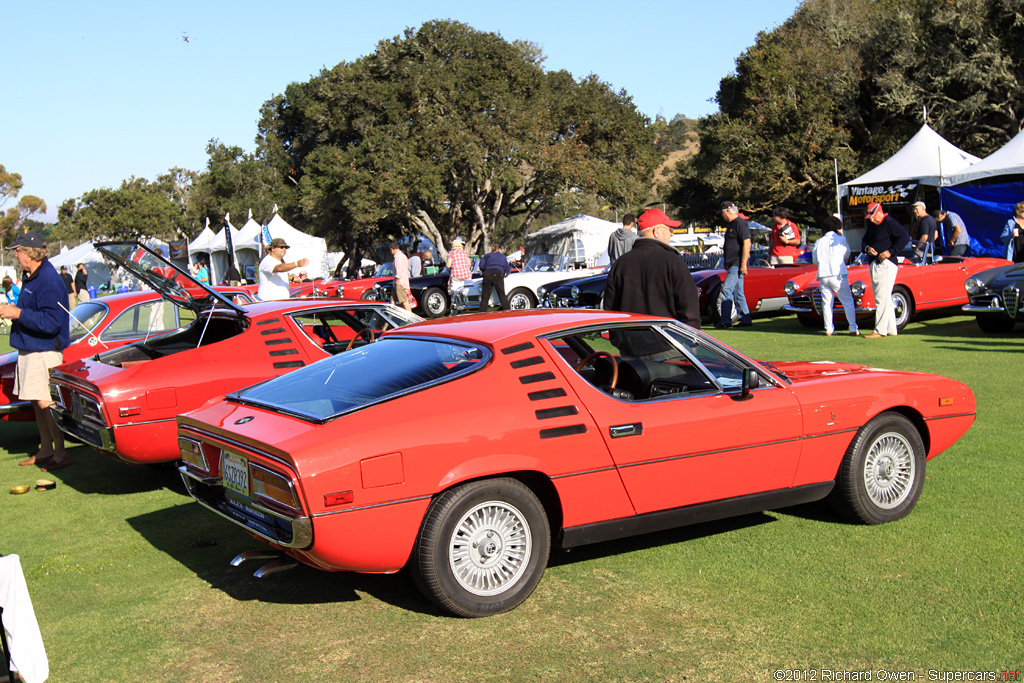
[523,254,566,273]
[232,337,489,421]
[374,263,394,277]
[67,301,108,344]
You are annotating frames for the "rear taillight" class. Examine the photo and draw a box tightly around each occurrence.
[251,464,301,511]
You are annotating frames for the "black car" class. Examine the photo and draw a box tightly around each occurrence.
[540,272,608,309]
[963,262,1024,332]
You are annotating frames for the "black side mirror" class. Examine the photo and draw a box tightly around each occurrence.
[734,368,760,401]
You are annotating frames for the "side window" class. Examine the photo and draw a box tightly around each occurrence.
[549,325,719,402]
[663,327,746,390]
[100,301,177,341]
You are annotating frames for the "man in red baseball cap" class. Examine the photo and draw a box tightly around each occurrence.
[603,208,700,327]
[862,202,910,337]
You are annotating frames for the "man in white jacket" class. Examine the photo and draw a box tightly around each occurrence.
[813,216,859,336]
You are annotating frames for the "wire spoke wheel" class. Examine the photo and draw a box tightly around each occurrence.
[862,431,916,509]
[449,501,532,596]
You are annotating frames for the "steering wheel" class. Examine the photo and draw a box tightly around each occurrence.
[575,350,619,390]
[345,327,377,351]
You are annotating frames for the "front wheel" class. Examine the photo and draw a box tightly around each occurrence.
[360,289,378,301]
[412,478,550,617]
[508,288,536,310]
[892,286,914,330]
[828,413,926,525]
[797,313,819,328]
[420,287,449,318]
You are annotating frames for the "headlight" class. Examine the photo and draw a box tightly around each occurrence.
[964,277,984,295]
[784,281,797,296]
[851,280,865,297]
[571,286,580,298]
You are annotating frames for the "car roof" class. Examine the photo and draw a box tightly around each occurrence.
[391,309,670,345]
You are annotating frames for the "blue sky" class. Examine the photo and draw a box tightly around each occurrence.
[7,1,801,221]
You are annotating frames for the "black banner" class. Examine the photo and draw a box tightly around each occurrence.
[846,182,920,211]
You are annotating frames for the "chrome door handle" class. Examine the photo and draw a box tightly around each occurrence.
[609,423,643,438]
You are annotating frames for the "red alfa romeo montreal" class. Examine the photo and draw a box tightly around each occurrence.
[48,242,420,464]
[176,310,975,617]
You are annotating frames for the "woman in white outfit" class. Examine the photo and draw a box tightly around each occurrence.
[812,215,859,336]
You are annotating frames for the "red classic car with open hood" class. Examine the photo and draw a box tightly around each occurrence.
[47,242,420,464]
[175,309,975,617]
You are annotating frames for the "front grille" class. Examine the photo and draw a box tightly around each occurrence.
[811,289,824,315]
[789,295,813,309]
[1003,286,1020,318]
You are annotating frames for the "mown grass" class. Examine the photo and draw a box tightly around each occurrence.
[2,313,1021,682]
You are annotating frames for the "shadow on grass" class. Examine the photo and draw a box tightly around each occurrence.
[126,502,435,614]
[5,438,192,497]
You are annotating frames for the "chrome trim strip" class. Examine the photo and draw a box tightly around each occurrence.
[114,416,176,428]
[962,304,1008,314]
[0,400,32,415]
[923,411,976,421]
[312,494,433,518]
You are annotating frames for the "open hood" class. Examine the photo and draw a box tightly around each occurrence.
[95,241,247,317]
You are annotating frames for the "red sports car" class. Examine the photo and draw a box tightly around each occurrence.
[784,253,1011,330]
[47,242,420,464]
[176,309,975,617]
[692,262,817,324]
[2,285,252,422]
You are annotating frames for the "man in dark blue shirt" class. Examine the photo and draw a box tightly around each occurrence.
[0,233,72,470]
[862,202,911,338]
[717,201,753,328]
[477,243,511,311]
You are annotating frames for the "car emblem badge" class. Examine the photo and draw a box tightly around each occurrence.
[88,337,98,346]
[234,416,255,425]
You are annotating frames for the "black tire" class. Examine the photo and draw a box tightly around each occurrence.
[797,313,819,328]
[508,288,536,310]
[360,289,377,300]
[976,315,1015,333]
[705,284,724,324]
[412,478,550,618]
[420,287,449,318]
[828,413,926,525]
[892,286,914,331]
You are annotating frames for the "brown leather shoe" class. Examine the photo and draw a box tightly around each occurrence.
[863,332,885,339]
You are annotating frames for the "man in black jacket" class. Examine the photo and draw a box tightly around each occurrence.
[603,208,700,328]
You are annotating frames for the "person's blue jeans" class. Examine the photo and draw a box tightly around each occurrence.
[720,266,752,325]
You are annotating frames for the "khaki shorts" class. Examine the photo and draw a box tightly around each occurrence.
[394,283,410,305]
[15,350,64,403]
[770,255,795,265]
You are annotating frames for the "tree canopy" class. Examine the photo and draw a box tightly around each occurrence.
[1,164,48,245]
[257,20,659,263]
[57,176,187,242]
[666,0,1024,225]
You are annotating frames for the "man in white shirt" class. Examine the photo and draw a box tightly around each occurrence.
[390,242,413,312]
[258,238,309,301]
[812,215,859,336]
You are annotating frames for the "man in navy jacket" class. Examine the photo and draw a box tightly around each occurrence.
[0,232,71,470]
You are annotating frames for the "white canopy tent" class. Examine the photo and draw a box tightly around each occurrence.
[187,222,217,281]
[234,210,263,280]
[839,123,980,199]
[947,127,1024,185]
[265,212,329,278]
[524,214,621,268]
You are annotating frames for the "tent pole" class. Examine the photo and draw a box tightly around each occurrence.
[834,158,841,218]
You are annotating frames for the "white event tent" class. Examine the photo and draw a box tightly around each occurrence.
[187,220,217,275]
[839,123,980,198]
[524,214,621,268]
[946,127,1024,185]
[234,210,263,279]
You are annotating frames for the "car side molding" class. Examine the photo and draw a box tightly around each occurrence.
[557,481,835,550]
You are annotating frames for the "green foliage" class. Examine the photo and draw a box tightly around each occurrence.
[56,177,186,242]
[666,0,1024,226]
[0,164,48,243]
[651,114,697,153]
[257,20,659,260]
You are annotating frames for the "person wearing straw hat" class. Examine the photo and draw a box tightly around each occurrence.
[0,233,72,471]
[258,237,309,301]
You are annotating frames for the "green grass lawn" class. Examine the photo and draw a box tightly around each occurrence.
[2,314,1022,682]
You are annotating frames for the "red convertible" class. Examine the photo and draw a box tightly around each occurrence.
[2,285,252,422]
[693,262,817,324]
[48,242,420,464]
[176,309,975,617]
[784,253,1011,330]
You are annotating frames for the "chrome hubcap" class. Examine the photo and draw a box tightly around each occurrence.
[863,432,915,509]
[449,501,532,596]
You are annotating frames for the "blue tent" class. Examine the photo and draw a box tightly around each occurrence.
[940,181,1024,258]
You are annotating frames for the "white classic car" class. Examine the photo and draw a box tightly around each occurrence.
[451,253,604,312]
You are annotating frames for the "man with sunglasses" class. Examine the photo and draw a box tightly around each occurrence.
[258,237,309,301]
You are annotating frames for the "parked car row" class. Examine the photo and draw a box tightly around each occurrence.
[15,242,980,618]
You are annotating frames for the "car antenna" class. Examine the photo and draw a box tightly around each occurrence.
[59,301,109,350]
[196,305,215,349]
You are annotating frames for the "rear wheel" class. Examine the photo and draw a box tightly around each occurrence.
[892,286,914,330]
[976,315,1015,333]
[508,288,536,310]
[360,289,377,300]
[412,478,550,618]
[828,413,925,525]
[420,287,449,318]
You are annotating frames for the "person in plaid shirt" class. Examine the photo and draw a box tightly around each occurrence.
[446,238,472,292]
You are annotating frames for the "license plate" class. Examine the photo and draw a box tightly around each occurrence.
[221,451,249,497]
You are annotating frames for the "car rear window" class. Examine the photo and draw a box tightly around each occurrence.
[231,337,488,421]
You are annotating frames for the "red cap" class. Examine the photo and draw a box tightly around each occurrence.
[637,208,681,230]
[865,202,885,218]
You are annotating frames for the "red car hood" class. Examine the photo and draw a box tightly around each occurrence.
[763,359,896,382]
